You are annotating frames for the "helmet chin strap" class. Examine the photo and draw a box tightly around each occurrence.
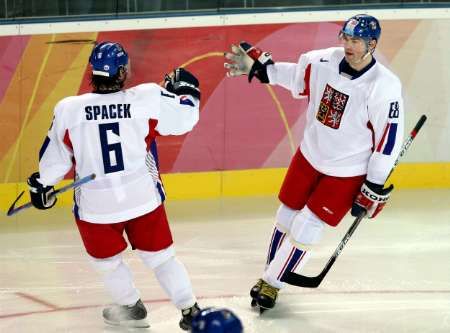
[354,51,372,64]
[351,41,375,66]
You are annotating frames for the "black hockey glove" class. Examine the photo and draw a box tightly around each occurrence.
[351,180,394,219]
[164,68,201,100]
[27,172,57,210]
[224,41,274,83]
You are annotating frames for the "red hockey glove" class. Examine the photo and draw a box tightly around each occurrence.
[351,180,394,219]
[27,172,57,210]
[224,41,274,83]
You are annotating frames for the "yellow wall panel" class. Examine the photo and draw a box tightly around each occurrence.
[1,163,449,214]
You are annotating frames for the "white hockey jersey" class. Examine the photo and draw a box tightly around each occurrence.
[267,47,404,184]
[38,83,199,223]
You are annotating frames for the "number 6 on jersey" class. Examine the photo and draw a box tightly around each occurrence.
[99,122,124,174]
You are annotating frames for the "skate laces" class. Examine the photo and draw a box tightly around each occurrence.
[260,282,279,299]
[255,279,263,288]
[251,279,264,296]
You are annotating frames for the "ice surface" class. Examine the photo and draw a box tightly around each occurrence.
[1,189,449,332]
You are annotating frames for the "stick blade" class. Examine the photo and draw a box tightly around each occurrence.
[6,191,25,216]
[282,271,322,288]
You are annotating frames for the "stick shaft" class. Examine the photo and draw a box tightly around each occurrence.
[7,173,96,217]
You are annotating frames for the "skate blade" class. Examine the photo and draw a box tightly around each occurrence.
[104,318,150,328]
[257,302,274,314]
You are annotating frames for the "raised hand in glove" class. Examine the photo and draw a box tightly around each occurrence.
[224,41,274,83]
[351,180,394,219]
[27,172,57,210]
[164,67,200,100]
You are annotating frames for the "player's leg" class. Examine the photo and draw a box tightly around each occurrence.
[266,205,296,267]
[271,149,320,261]
[259,206,324,310]
[126,204,199,331]
[75,220,148,328]
[259,172,366,310]
[251,149,320,308]
[250,204,297,303]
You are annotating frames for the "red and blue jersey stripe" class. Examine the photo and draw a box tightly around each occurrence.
[376,122,398,155]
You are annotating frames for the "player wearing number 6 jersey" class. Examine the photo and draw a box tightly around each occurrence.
[27,41,201,329]
[225,14,405,311]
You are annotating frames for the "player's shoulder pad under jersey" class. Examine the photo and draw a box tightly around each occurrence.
[55,95,79,108]
[53,94,96,130]
[370,64,403,101]
[131,82,160,93]
[374,63,402,88]
[52,95,84,119]
[301,47,342,65]
[127,83,164,100]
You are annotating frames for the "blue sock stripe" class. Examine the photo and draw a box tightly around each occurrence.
[281,248,304,279]
[292,250,307,272]
[267,229,285,265]
[277,233,286,251]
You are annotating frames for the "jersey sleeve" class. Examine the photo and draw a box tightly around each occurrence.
[38,100,74,186]
[366,84,405,185]
[267,48,330,99]
[267,62,304,98]
[155,85,200,136]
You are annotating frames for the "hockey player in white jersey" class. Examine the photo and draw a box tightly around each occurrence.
[27,41,201,329]
[224,14,404,311]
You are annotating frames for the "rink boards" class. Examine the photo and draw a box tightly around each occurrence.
[0,8,449,211]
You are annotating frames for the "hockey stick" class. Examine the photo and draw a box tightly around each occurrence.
[6,173,96,217]
[282,115,427,288]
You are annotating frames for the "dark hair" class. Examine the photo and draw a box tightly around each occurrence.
[90,70,125,92]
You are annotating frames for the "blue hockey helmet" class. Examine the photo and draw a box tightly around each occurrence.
[191,308,243,333]
[341,14,381,41]
[89,41,128,77]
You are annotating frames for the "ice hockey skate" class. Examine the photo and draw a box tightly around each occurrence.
[256,280,279,313]
[179,302,201,330]
[250,278,264,307]
[102,299,149,328]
